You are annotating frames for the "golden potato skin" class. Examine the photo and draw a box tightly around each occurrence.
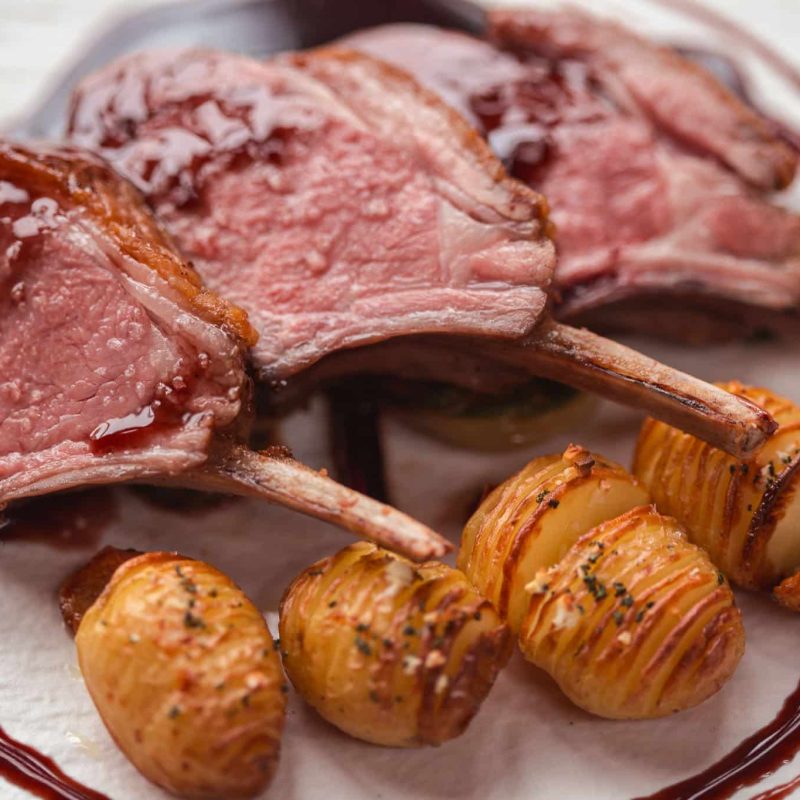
[775,572,800,612]
[60,545,139,635]
[520,507,745,719]
[76,552,286,800]
[279,542,512,747]
[460,445,650,632]
[634,382,800,589]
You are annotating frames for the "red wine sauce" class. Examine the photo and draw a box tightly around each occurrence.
[0,726,108,800]
[0,488,117,550]
[636,678,800,799]
[752,772,800,800]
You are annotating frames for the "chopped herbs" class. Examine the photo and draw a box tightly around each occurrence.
[621,595,633,608]
[403,625,417,636]
[634,600,656,622]
[582,574,607,601]
[612,610,624,626]
[536,489,550,503]
[613,582,627,596]
[355,636,372,656]
[548,499,561,509]
[717,572,726,585]
[178,573,197,594]
[183,610,205,629]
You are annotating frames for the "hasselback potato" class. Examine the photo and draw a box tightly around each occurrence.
[459,445,650,632]
[634,381,800,590]
[64,548,286,800]
[460,449,745,718]
[279,541,512,747]
[519,507,744,719]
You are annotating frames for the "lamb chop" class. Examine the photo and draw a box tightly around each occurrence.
[67,47,775,457]
[0,140,449,559]
[343,12,800,343]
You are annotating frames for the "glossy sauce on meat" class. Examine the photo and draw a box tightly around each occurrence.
[344,20,800,342]
[0,143,249,507]
[68,49,554,381]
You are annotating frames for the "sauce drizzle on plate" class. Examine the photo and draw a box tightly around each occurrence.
[636,677,800,799]
[0,726,108,800]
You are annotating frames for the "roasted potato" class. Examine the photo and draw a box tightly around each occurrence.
[519,506,745,719]
[460,445,650,632]
[279,542,512,747]
[63,548,286,800]
[385,378,594,451]
[774,571,800,612]
[634,382,800,590]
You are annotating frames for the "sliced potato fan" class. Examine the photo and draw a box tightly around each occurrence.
[459,445,650,632]
[520,507,744,719]
[634,381,800,590]
[460,446,745,719]
[279,542,512,747]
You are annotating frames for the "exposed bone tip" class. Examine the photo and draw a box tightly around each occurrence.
[734,400,779,458]
[203,442,451,562]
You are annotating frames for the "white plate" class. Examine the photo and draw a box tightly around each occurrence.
[1,1,799,797]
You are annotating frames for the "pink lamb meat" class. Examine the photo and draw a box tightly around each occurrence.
[344,11,800,341]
